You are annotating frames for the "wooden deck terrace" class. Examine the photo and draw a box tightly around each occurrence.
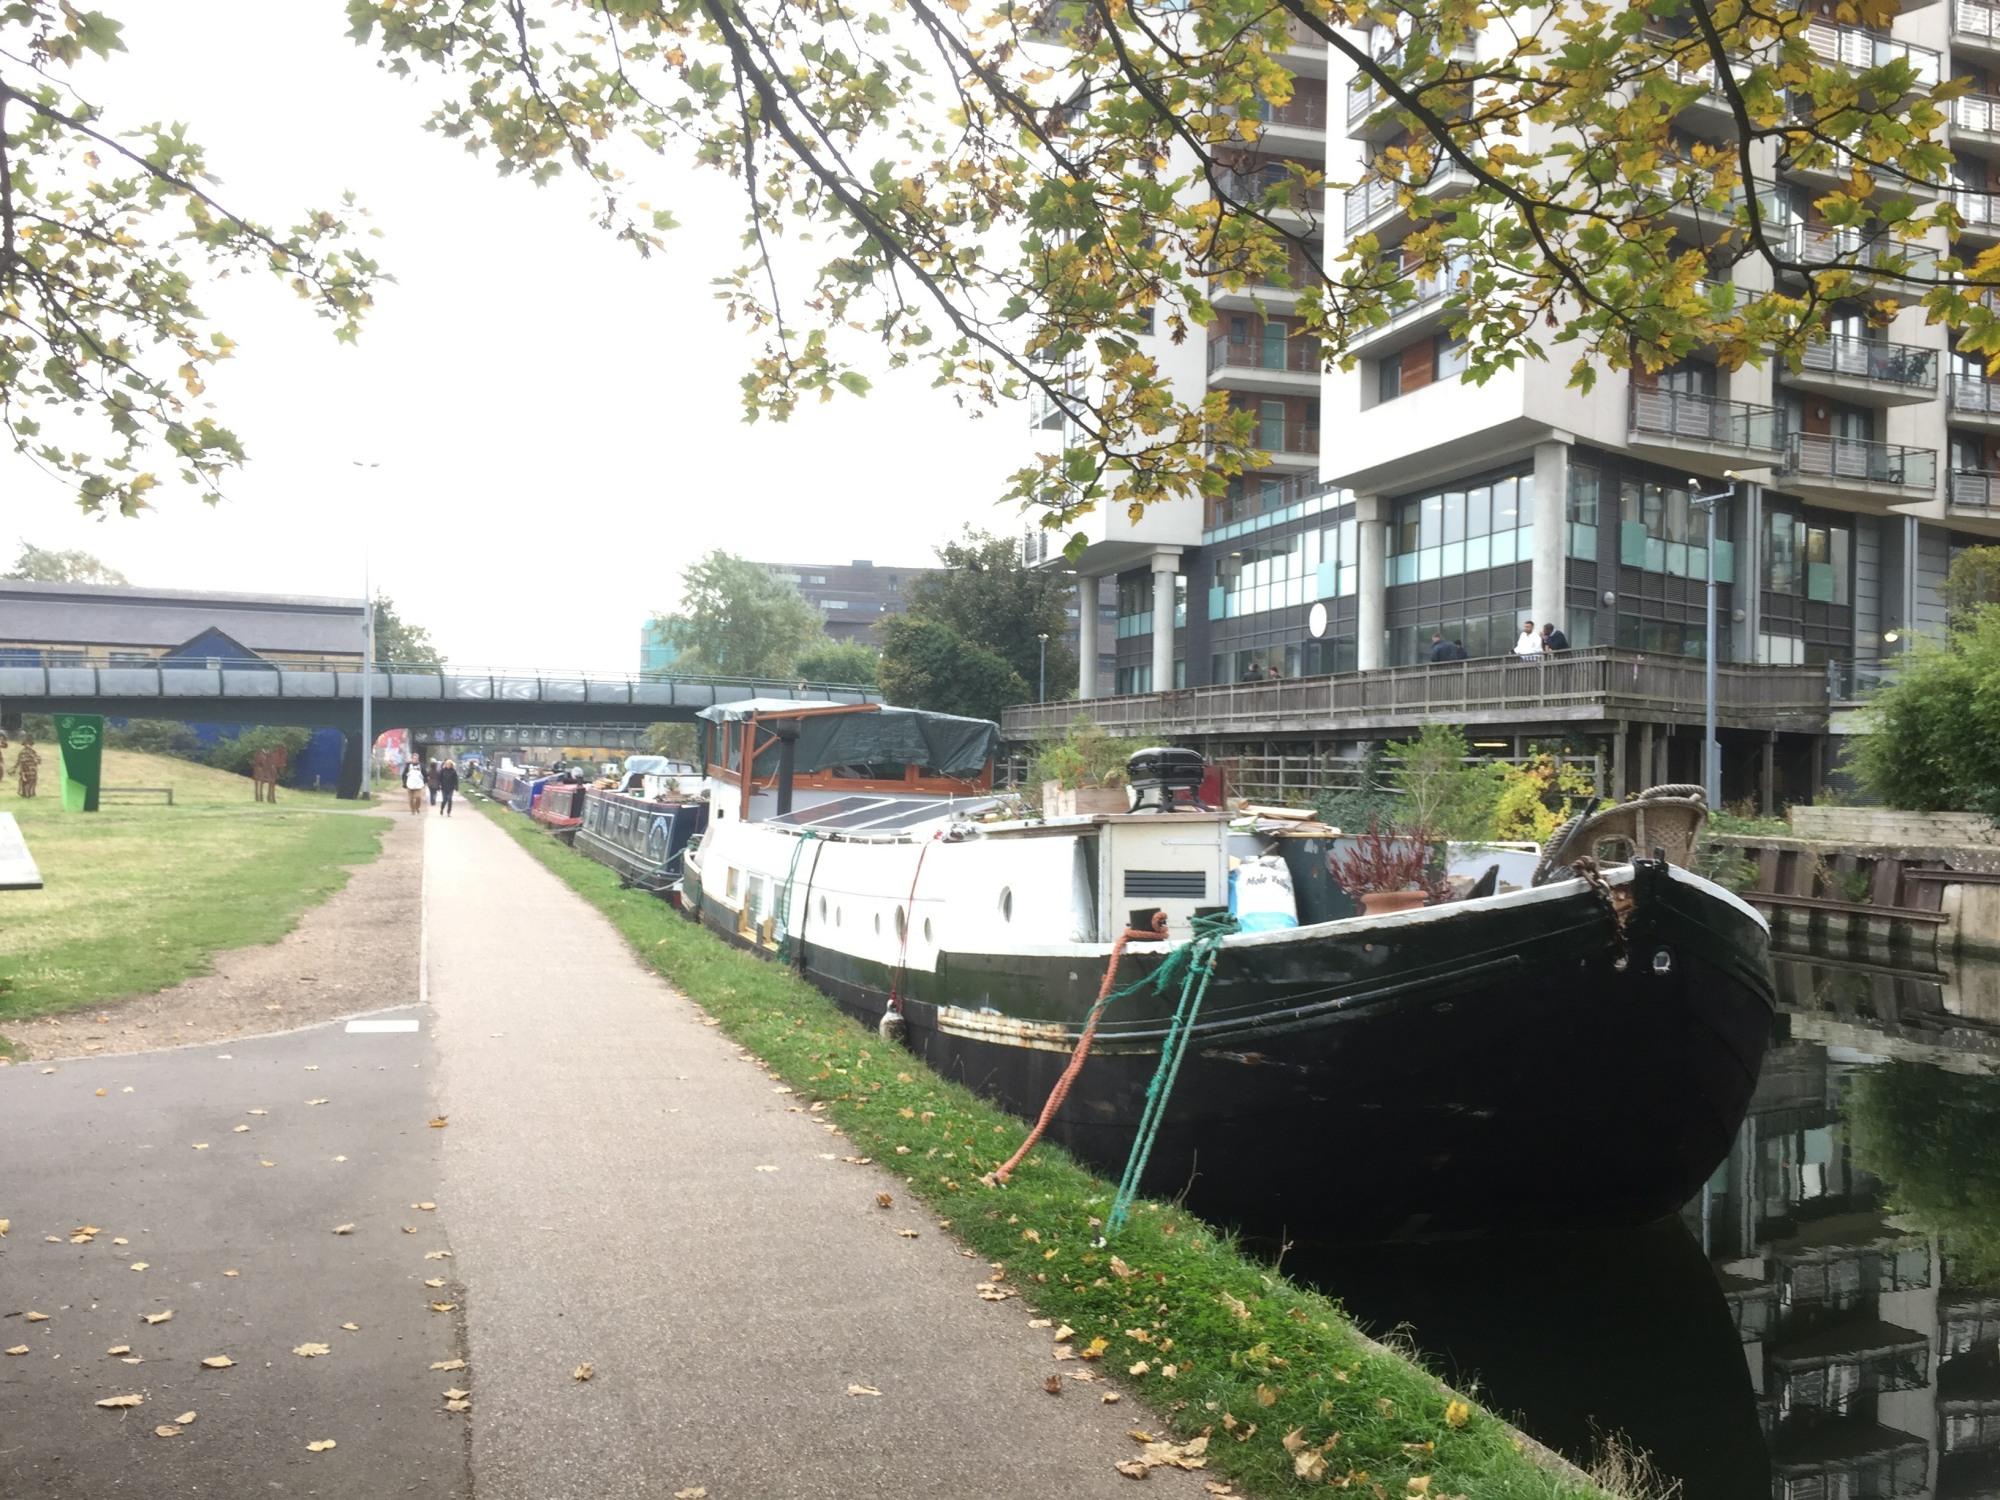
[1000,647,1832,742]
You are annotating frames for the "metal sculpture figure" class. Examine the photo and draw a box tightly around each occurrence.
[251,745,288,803]
[15,739,40,799]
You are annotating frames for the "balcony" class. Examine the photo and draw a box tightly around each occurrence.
[1779,431,1937,499]
[1805,19,1941,86]
[1345,38,1477,142]
[1660,180,1748,245]
[1216,168,1326,222]
[1958,0,2000,63]
[1952,469,2000,514]
[1210,417,1321,474]
[1646,32,1738,134]
[1779,334,1939,406]
[1951,185,2000,244]
[1628,386,1787,460]
[1249,93,1328,158]
[1341,260,1468,356]
[1951,370,2000,429]
[1028,385,1068,431]
[1954,93,2000,155]
[1343,161,1475,240]
[1206,334,1322,393]
[1780,220,1939,286]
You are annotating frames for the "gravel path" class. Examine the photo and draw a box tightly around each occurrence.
[7,808,419,1063]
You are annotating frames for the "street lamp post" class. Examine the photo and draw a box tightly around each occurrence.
[354,461,380,799]
[1037,632,1049,702]
[1687,475,1739,810]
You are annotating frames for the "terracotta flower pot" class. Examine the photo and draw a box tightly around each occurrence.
[1358,889,1428,916]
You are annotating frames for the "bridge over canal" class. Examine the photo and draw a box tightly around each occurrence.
[0,659,880,798]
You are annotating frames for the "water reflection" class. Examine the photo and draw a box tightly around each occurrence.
[1296,946,2000,1500]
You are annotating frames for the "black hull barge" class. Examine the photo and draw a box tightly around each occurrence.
[674,698,1774,1245]
[686,855,1770,1243]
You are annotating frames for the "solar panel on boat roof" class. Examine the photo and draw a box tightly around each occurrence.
[768,797,959,831]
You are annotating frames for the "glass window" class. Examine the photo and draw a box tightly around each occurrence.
[1468,484,1492,537]
[1493,477,1521,531]
[1569,464,1600,525]
[1766,511,1802,594]
[1435,336,1469,379]
[1379,359,1402,404]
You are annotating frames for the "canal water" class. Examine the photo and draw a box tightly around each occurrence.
[1295,943,2000,1500]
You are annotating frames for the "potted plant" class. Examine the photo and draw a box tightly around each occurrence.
[1327,818,1450,915]
[1035,719,1143,816]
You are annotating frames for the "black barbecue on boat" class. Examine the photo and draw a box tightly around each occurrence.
[666,699,1772,1243]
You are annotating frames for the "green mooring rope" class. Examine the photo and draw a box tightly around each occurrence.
[775,831,820,965]
[1104,911,1238,1238]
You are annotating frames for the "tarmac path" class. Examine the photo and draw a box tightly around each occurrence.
[2,803,1212,1499]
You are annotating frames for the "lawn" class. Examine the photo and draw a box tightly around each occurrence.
[0,749,387,1029]
[468,790,1624,1500]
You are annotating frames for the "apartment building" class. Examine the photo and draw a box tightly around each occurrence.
[1027,4,2000,798]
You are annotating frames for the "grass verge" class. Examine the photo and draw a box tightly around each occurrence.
[470,792,1621,1500]
[0,749,387,1025]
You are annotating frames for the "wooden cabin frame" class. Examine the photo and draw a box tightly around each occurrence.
[703,705,994,821]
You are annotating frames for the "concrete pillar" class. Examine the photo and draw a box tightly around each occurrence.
[1531,440,1569,638]
[1076,575,1098,700]
[1612,722,1629,801]
[1355,494,1387,671]
[1760,734,1777,817]
[1638,722,1654,793]
[1150,550,1180,693]
[1733,483,1760,666]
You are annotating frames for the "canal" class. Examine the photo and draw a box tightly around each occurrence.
[1293,942,2000,1500]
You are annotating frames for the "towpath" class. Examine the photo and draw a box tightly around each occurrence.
[425,800,1207,1498]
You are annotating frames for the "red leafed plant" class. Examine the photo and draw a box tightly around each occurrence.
[1326,818,1451,903]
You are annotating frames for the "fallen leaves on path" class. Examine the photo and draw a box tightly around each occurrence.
[412,1202,436,1211]
[975,1283,1017,1302]
[142,1311,172,1325]
[224,1270,239,1278]
[105,1346,129,1356]
[442,1387,469,1400]
[429,1303,457,1313]
[674,1489,708,1499]
[24,1312,48,1323]
[232,1125,249,1134]
[445,1398,471,1412]
[897,1229,920,1238]
[0,1220,8,1236]
[200,1356,234,1370]
[572,1363,594,1382]
[424,1279,446,1289]
[176,1412,196,1425]
[247,1109,266,1116]
[430,1359,466,1371]
[341,1323,360,1332]
[192,1144,209,1150]
[306,1439,336,1452]
[331,1224,355,1236]
[428,1117,448,1128]
[755,1165,777,1173]
[5,1345,27,1356]
[1102,1391,1122,1404]
[293,1344,330,1358]
[425,1250,452,1260]
[403,1226,419,1234]
[1044,1375,1063,1395]
[1114,1459,1150,1479]
[876,1193,893,1209]
[308,1099,328,1106]
[95,1394,144,1409]
[846,1384,881,1397]
[153,1425,181,1439]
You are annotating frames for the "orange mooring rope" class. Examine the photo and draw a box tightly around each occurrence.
[987,911,1169,1186]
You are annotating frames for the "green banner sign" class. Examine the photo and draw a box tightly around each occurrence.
[54,713,104,813]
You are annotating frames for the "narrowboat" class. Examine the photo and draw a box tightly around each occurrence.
[676,700,1776,1243]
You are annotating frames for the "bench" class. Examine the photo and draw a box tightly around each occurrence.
[99,786,175,806]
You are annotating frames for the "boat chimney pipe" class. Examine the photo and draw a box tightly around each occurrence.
[770,719,803,816]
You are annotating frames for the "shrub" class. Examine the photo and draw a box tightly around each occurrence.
[204,726,311,784]
[1851,610,2000,815]
[1030,717,1159,792]
[107,718,200,759]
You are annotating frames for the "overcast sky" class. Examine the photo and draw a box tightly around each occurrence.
[4,2,1038,670]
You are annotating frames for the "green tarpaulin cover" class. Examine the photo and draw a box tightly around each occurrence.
[696,700,1000,779]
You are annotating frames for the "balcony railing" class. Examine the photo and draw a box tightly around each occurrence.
[1205,474,1333,531]
[1217,169,1325,215]
[1794,334,1939,389]
[1259,95,1326,131]
[1952,469,2000,507]
[1782,221,1938,281]
[1951,185,2000,234]
[1806,18,1941,84]
[1345,38,1478,127]
[1959,0,2000,49]
[1629,387,1786,451]
[1282,15,1325,50]
[998,647,1832,741]
[1207,335,1322,375]
[1954,93,2000,135]
[1343,162,1472,236]
[1951,370,2000,416]
[1782,432,1937,489]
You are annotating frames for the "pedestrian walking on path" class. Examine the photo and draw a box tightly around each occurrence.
[427,758,441,807]
[403,757,427,815]
[437,758,459,817]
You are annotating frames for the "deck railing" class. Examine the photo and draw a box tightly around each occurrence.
[1629,387,1786,451]
[1000,647,1829,739]
[1794,335,1938,389]
[1949,371,2000,417]
[1807,18,1941,84]
[1781,432,1937,490]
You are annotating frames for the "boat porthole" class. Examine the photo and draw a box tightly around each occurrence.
[818,896,828,923]
[923,917,933,944]
[999,887,1013,922]
[874,913,881,935]
[835,906,842,927]
[1651,949,1673,975]
[895,906,907,940]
